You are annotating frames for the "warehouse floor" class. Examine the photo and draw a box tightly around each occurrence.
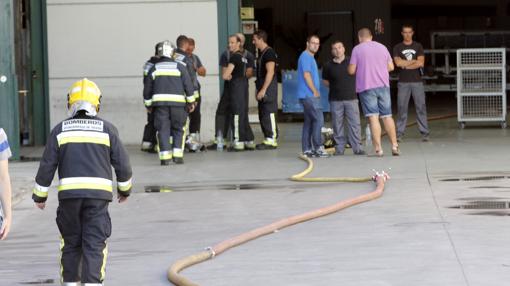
[2,101,510,285]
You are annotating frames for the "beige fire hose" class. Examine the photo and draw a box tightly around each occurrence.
[168,155,390,286]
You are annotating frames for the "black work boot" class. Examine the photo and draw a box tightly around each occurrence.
[173,157,184,164]
[160,159,171,166]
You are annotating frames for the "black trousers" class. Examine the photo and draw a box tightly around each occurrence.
[215,82,232,139]
[257,80,279,141]
[154,105,187,158]
[189,94,201,134]
[142,111,157,145]
[56,198,111,283]
[230,78,254,142]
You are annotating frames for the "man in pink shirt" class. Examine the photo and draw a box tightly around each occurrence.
[348,28,400,156]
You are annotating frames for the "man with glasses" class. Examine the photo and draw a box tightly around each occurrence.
[297,35,329,158]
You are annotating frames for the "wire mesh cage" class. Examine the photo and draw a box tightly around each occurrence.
[457,48,507,128]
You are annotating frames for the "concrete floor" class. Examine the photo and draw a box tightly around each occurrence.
[2,114,510,286]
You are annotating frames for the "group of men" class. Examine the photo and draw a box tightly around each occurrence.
[209,30,279,151]
[298,24,429,157]
[142,35,206,165]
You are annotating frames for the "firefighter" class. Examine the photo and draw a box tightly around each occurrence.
[32,78,133,285]
[222,34,255,151]
[185,37,207,152]
[253,29,279,150]
[141,43,160,153]
[173,35,201,152]
[144,40,195,165]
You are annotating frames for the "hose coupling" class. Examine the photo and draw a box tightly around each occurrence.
[372,170,390,182]
[205,246,216,258]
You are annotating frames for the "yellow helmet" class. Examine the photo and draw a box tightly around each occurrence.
[67,78,101,111]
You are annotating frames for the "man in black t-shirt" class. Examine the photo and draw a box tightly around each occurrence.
[222,34,255,151]
[208,33,255,150]
[253,29,279,150]
[322,40,364,155]
[393,24,429,142]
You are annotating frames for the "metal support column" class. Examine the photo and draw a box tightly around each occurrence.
[0,0,20,159]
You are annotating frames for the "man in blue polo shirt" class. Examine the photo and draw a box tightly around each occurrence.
[297,35,329,158]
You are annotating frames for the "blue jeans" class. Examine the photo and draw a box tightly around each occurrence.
[300,97,322,152]
[359,86,392,118]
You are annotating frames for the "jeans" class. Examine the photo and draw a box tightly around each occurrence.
[359,86,392,117]
[300,97,322,152]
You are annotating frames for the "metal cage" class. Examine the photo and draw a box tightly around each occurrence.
[456,48,507,128]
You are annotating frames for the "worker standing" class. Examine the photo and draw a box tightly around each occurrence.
[322,40,365,155]
[222,34,255,151]
[209,33,255,150]
[144,41,195,165]
[185,37,207,151]
[252,29,279,150]
[297,35,330,158]
[393,24,429,142]
[141,43,160,153]
[348,28,399,156]
[32,78,133,285]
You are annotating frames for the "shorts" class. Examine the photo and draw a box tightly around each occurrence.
[359,86,392,118]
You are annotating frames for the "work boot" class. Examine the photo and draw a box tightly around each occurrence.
[173,157,184,164]
[256,143,277,150]
[160,159,171,166]
[245,141,256,151]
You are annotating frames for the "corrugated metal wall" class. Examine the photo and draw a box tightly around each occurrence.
[254,0,391,70]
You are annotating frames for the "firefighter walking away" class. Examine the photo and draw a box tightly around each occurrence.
[32,78,133,285]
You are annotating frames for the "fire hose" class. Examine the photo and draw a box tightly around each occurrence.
[167,113,458,285]
[167,155,390,286]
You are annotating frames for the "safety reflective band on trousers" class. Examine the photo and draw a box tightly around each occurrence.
[57,131,110,147]
[58,177,113,192]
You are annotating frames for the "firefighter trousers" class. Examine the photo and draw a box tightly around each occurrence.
[154,105,187,159]
[230,78,254,142]
[56,198,111,284]
[142,111,157,145]
[189,94,201,134]
[215,82,232,139]
[257,80,278,144]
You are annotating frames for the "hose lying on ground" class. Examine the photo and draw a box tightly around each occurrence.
[168,155,390,286]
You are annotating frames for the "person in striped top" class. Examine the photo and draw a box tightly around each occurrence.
[0,128,12,240]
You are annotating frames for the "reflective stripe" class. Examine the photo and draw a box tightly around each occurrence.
[57,131,110,147]
[58,177,113,192]
[117,178,132,192]
[83,284,103,286]
[152,94,186,103]
[159,151,172,160]
[62,283,79,286]
[270,113,277,141]
[100,243,108,282]
[144,99,152,106]
[60,237,65,284]
[192,90,200,99]
[234,115,240,141]
[173,148,184,158]
[186,95,196,103]
[33,183,49,198]
[152,69,181,79]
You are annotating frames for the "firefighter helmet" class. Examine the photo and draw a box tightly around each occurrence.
[67,78,102,112]
[156,40,176,58]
